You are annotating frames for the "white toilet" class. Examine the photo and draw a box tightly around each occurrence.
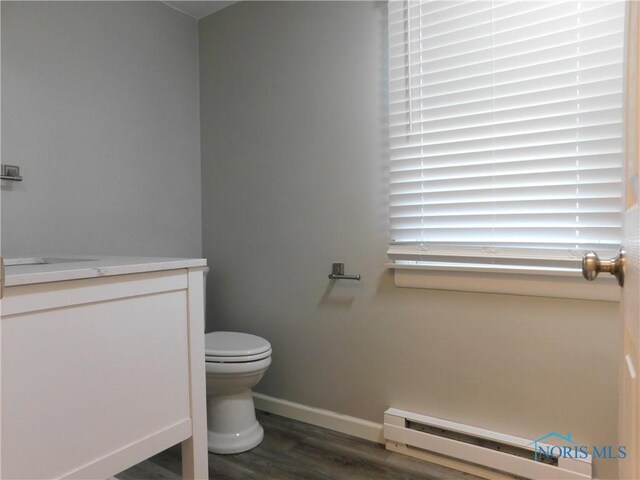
[204,331,272,454]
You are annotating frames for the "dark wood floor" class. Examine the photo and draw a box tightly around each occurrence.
[116,411,482,480]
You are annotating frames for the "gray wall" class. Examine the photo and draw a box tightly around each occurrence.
[1,1,202,257]
[200,2,621,477]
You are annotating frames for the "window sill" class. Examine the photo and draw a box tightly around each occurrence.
[387,264,620,302]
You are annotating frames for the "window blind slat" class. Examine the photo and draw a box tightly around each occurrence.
[389,77,621,113]
[390,228,621,244]
[390,131,622,162]
[391,183,621,207]
[391,167,621,192]
[391,138,622,172]
[390,109,622,144]
[389,94,620,130]
[391,155,621,179]
[390,57,621,99]
[391,197,622,217]
[391,112,622,149]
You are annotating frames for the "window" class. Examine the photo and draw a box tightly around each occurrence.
[387,1,625,298]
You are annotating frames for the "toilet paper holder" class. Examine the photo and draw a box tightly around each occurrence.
[328,263,361,281]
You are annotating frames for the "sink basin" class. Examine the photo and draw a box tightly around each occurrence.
[4,257,96,266]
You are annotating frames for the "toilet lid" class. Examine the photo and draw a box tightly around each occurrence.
[204,331,271,358]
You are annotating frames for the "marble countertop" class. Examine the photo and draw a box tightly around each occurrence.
[4,256,207,287]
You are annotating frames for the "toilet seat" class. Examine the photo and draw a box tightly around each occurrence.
[205,348,272,363]
[205,331,271,363]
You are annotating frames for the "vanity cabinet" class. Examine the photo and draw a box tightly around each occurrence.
[0,260,208,479]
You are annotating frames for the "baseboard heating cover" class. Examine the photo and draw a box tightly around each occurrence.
[384,408,592,480]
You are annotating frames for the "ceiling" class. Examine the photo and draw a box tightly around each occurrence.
[163,1,237,19]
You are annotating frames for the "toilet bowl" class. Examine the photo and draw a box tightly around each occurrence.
[204,331,272,454]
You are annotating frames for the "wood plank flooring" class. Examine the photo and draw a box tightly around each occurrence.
[117,411,483,480]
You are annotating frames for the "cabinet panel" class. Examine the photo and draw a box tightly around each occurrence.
[1,290,191,479]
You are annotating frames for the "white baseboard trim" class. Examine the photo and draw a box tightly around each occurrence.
[253,392,384,444]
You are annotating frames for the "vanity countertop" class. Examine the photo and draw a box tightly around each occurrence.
[4,256,207,287]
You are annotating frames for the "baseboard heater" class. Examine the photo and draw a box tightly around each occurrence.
[384,408,592,480]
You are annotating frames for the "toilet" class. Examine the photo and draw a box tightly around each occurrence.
[204,331,272,454]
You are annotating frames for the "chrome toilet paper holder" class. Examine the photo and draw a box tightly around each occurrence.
[328,263,361,281]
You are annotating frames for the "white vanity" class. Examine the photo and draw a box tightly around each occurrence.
[0,257,209,479]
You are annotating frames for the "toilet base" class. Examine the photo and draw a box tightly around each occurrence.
[206,387,265,454]
[208,421,264,454]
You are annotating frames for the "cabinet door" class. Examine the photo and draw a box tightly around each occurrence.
[1,272,191,479]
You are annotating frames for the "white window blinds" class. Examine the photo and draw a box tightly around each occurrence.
[387,0,625,274]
